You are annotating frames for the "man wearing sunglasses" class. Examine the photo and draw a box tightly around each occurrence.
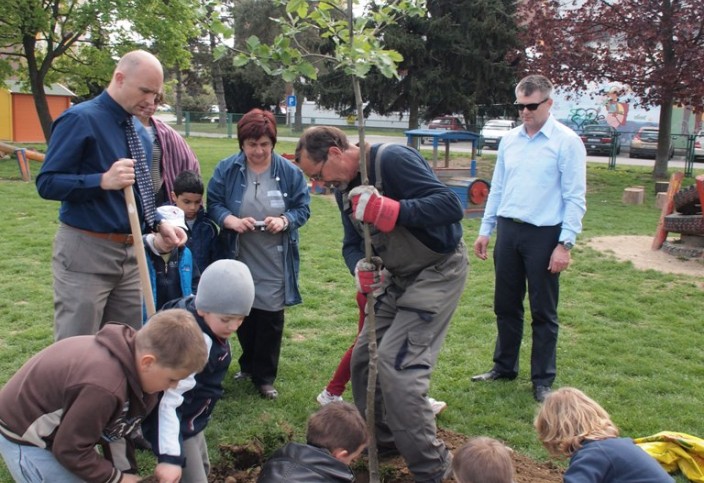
[471,74,587,403]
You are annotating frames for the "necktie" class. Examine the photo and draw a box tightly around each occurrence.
[125,116,156,228]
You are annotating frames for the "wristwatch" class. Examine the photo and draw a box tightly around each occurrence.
[559,241,574,250]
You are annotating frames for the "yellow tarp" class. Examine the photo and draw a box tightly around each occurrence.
[635,431,704,482]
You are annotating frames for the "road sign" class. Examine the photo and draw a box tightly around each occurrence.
[287,95,296,108]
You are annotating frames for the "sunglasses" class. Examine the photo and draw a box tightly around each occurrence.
[515,98,550,111]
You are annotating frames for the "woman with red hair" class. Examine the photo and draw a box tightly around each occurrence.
[207,108,310,399]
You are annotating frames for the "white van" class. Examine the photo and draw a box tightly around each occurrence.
[480,119,516,150]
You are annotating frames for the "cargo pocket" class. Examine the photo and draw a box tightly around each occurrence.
[394,330,433,371]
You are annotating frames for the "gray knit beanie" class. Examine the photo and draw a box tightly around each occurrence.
[195,259,255,316]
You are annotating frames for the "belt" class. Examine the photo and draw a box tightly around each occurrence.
[499,216,526,224]
[73,228,134,245]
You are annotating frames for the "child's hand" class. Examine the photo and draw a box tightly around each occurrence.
[119,473,142,482]
[158,223,187,247]
[154,462,183,483]
[153,233,178,253]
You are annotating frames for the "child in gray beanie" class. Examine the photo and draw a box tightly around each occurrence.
[142,259,255,482]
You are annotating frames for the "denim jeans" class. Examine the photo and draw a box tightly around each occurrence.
[0,433,84,482]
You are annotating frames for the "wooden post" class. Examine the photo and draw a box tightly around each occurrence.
[654,192,669,210]
[622,187,644,204]
[652,172,684,250]
[14,149,31,182]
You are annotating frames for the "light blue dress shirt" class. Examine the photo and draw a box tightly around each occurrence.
[479,114,587,244]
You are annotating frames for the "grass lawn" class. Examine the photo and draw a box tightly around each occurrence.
[0,139,702,481]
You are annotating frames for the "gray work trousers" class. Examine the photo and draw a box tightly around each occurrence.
[52,224,142,340]
[351,243,468,482]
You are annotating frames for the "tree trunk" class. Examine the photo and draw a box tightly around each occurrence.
[352,75,380,483]
[30,79,52,142]
[653,99,673,180]
[407,74,420,149]
[209,33,227,126]
[294,93,303,132]
[653,0,675,180]
[175,66,184,126]
[23,35,53,142]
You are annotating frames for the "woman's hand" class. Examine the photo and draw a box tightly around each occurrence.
[263,215,289,234]
[224,214,257,233]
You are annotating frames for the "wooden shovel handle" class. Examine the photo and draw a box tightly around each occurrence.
[124,186,156,318]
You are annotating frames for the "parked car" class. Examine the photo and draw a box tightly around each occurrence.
[156,103,172,113]
[420,116,465,144]
[557,118,581,133]
[629,126,674,159]
[579,124,621,156]
[694,130,704,163]
[480,119,516,150]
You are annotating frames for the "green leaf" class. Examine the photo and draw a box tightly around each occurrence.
[299,61,318,80]
[245,35,261,50]
[233,54,251,67]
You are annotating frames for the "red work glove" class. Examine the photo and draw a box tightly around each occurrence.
[349,186,400,233]
[354,257,384,294]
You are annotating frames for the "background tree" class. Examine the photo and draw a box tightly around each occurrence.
[225,0,288,114]
[0,0,200,141]
[517,0,704,179]
[305,0,519,130]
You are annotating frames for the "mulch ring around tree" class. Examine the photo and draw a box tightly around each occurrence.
[142,427,563,482]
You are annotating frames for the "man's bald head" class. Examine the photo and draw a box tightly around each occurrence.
[107,50,164,117]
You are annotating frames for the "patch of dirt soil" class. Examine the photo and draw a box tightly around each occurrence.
[202,427,562,482]
[585,235,703,282]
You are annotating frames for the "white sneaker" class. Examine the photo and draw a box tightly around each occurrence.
[428,397,448,416]
[317,389,343,406]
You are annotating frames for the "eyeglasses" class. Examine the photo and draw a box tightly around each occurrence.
[309,158,328,182]
[515,98,550,112]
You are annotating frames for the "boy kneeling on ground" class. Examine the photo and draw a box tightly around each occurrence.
[0,309,207,482]
[258,401,369,482]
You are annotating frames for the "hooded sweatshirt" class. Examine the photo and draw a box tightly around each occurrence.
[0,323,157,483]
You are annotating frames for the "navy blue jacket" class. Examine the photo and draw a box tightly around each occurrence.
[142,296,231,466]
[143,244,198,321]
[186,207,220,273]
[565,438,674,483]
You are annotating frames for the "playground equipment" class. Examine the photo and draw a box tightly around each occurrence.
[0,141,44,182]
[652,172,704,258]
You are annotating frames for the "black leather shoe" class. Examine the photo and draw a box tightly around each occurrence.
[533,385,552,403]
[470,370,517,382]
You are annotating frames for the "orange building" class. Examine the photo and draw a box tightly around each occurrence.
[0,80,75,143]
